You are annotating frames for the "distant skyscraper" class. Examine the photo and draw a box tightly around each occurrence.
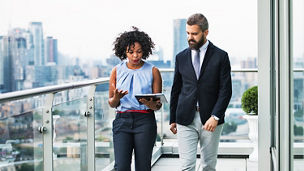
[45,37,58,64]
[106,54,121,67]
[240,57,258,90]
[241,57,257,68]
[0,36,13,92]
[8,28,33,91]
[29,22,45,66]
[25,65,58,88]
[173,19,188,67]
[0,36,3,87]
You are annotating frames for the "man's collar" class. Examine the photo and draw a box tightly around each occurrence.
[192,40,209,52]
[199,40,209,51]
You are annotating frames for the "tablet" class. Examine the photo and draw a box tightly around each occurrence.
[135,93,168,103]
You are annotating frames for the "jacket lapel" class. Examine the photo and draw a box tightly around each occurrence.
[199,42,214,79]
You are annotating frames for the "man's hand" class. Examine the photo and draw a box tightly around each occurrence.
[170,123,177,134]
[203,116,218,132]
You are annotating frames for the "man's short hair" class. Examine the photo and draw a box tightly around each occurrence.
[187,13,209,31]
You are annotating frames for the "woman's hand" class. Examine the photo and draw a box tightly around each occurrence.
[108,87,128,108]
[113,88,128,100]
[139,98,162,111]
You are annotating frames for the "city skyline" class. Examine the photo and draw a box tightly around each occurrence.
[0,17,260,94]
[0,0,260,63]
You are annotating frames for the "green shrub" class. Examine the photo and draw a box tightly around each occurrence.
[221,122,237,135]
[294,125,304,136]
[241,86,258,115]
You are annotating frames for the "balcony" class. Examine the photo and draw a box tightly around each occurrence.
[0,69,259,171]
[0,69,304,171]
[0,68,303,170]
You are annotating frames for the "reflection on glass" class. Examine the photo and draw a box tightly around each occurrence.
[52,98,87,171]
[294,72,304,144]
[293,71,304,170]
[0,100,43,170]
[293,0,304,168]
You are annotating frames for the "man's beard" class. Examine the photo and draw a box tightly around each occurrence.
[188,36,205,50]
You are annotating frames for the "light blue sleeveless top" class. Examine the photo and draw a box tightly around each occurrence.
[116,60,154,111]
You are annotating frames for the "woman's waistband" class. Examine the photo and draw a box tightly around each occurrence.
[116,109,153,114]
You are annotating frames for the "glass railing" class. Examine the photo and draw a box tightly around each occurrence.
[52,97,88,171]
[0,69,259,170]
[0,97,44,170]
[293,70,304,146]
[94,84,115,170]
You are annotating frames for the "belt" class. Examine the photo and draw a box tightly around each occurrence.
[196,106,200,112]
[116,109,153,114]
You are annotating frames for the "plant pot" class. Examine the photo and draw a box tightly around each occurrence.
[243,115,258,161]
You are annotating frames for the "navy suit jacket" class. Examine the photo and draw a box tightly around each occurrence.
[170,41,232,126]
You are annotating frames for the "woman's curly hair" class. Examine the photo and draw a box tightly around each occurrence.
[113,27,155,60]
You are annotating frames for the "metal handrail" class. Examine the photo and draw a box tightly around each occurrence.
[3,67,303,103]
[0,77,109,103]
[294,68,304,72]
[0,68,258,103]
[159,68,259,72]
[161,68,304,72]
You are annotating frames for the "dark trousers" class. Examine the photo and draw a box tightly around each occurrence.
[112,111,157,171]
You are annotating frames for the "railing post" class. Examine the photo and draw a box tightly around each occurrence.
[160,103,164,146]
[42,93,55,171]
[86,85,97,171]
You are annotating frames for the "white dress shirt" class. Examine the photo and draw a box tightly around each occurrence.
[191,40,209,72]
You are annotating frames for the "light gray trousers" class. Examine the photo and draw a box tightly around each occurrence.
[177,112,223,171]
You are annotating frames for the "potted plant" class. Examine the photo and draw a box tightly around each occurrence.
[241,85,258,115]
[241,85,258,161]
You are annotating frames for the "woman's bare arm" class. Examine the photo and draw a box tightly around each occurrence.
[108,67,128,108]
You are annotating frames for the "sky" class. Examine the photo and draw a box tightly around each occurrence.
[0,0,302,63]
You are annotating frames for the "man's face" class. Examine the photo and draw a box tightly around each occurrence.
[186,24,208,50]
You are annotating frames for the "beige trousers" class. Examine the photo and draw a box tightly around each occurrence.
[177,112,223,171]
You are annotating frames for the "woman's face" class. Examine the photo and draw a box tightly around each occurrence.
[126,42,143,65]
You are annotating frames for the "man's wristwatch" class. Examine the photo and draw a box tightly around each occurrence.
[212,115,220,121]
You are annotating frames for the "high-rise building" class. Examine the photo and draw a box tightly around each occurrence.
[173,19,188,68]
[0,36,4,88]
[24,65,58,88]
[0,36,12,92]
[45,36,58,64]
[240,57,258,89]
[29,22,45,66]
[8,28,33,91]
[241,57,257,68]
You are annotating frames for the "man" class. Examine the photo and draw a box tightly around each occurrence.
[170,13,232,171]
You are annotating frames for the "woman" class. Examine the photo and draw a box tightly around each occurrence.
[108,27,162,171]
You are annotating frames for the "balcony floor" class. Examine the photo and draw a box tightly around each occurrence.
[151,157,258,171]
